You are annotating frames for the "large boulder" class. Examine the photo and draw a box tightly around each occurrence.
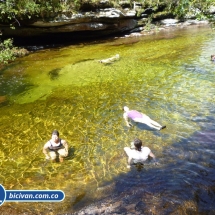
[0,9,137,37]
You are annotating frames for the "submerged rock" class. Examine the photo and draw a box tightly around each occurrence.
[0,96,8,106]
[99,54,120,64]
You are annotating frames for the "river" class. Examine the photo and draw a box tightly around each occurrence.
[0,24,215,214]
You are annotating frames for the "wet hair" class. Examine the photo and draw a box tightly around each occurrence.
[134,138,142,151]
[52,130,59,137]
[123,106,129,112]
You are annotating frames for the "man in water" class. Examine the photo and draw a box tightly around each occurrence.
[123,106,166,130]
[124,138,158,168]
[43,130,69,162]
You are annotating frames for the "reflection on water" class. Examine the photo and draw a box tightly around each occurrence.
[0,25,215,214]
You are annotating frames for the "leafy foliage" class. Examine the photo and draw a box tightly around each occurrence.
[0,0,214,24]
[0,38,16,64]
[172,0,215,18]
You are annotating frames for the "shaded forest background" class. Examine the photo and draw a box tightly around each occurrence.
[0,0,215,64]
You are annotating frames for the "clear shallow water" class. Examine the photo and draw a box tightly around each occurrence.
[0,25,215,214]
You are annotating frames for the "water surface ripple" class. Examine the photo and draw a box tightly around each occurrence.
[0,25,215,214]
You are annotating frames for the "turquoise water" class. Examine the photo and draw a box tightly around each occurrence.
[0,25,215,214]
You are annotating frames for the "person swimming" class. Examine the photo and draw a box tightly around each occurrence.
[43,130,69,162]
[124,138,158,168]
[123,106,166,130]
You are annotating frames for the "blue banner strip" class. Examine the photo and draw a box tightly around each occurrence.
[5,190,65,202]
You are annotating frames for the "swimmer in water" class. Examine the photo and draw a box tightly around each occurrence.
[123,106,166,130]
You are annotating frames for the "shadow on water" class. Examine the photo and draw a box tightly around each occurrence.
[72,113,215,215]
[135,122,161,132]
[10,31,129,51]
[0,25,215,215]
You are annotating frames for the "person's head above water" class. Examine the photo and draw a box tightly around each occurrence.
[52,130,59,136]
[134,138,142,151]
[51,130,60,143]
[123,106,129,112]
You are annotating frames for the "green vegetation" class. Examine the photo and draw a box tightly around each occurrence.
[0,36,29,64]
[0,0,214,64]
[0,0,214,24]
[0,38,16,64]
[173,0,215,19]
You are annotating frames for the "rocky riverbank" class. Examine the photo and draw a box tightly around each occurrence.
[1,1,214,44]
[115,18,210,39]
[14,19,212,50]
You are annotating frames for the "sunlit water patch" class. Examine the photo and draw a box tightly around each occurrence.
[0,25,215,214]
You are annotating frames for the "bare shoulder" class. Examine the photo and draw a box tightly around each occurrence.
[43,140,51,148]
[123,112,128,117]
[61,139,68,145]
